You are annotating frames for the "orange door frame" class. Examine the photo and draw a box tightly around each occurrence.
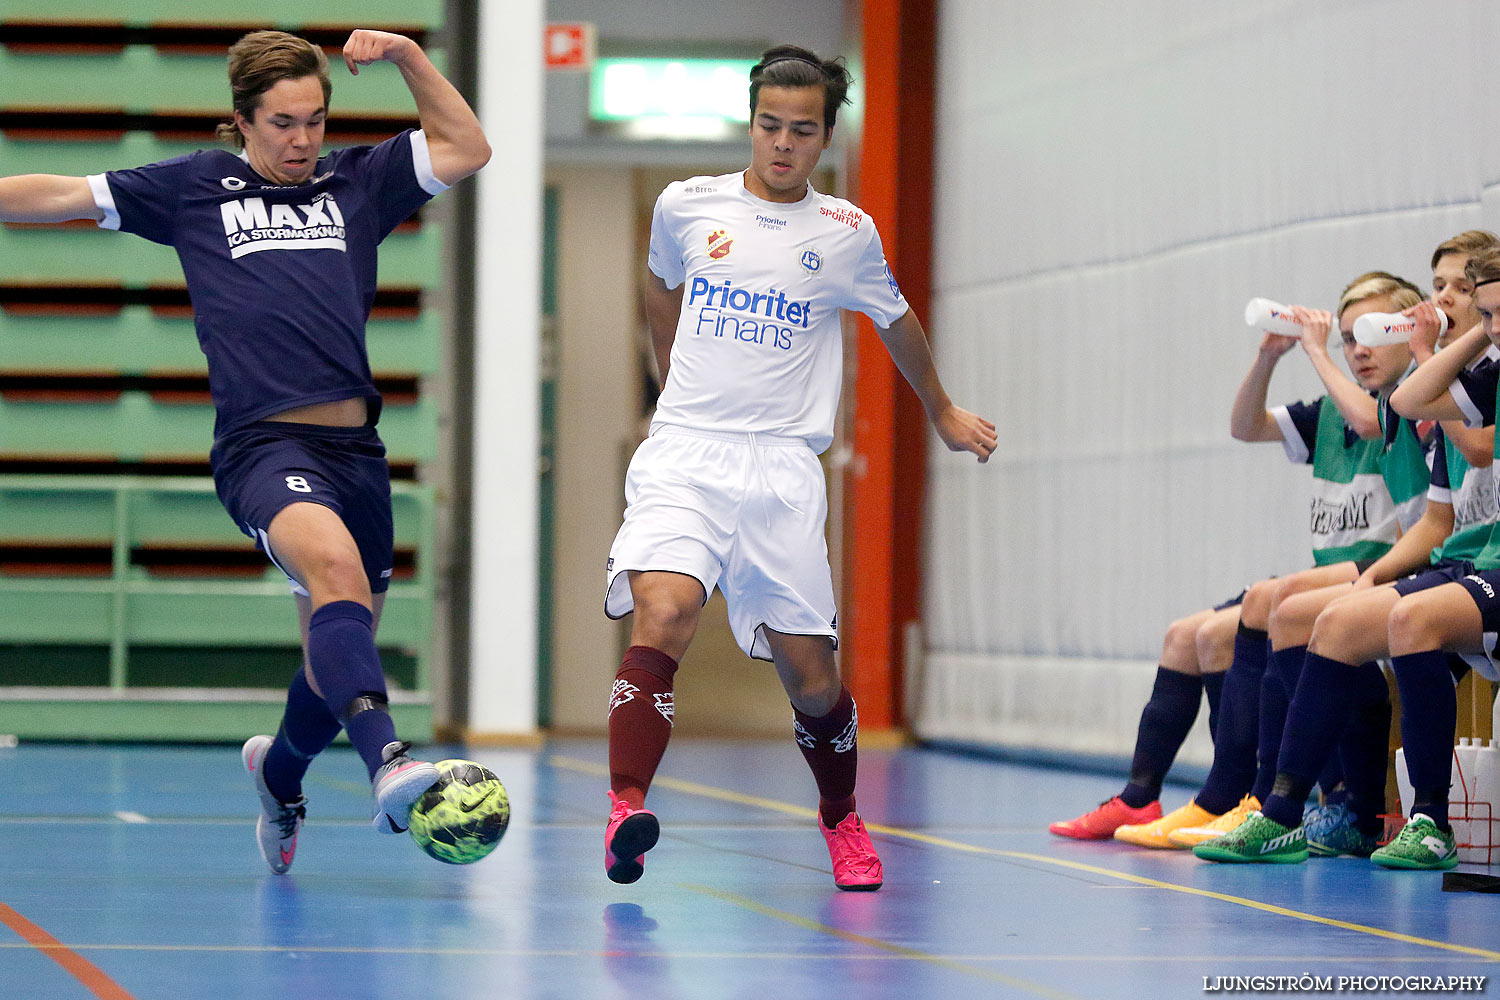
[841,0,936,729]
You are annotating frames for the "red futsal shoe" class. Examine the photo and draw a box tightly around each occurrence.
[819,812,883,891]
[1049,796,1162,840]
[605,791,660,884]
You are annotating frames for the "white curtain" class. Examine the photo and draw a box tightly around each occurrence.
[917,0,1499,760]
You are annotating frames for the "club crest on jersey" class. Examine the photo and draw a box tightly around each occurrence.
[707,229,734,259]
[800,247,823,275]
[220,192,347,259]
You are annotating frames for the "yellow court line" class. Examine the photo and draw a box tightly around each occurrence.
[548,755,1500,962]
[551,755,818,818]
[679,882,1081,999]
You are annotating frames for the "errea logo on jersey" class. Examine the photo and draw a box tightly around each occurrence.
[220,193,347,259]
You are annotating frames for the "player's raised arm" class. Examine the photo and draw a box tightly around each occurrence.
[1295,306,1381,439]
[0,174,103,224]
[341,29,490,186]
[875,308,997,463]
[1388,321,1489,421]
[1229,331,1299,442]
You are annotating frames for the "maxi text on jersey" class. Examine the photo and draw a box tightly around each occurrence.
[220,192,347,259]
[686,277,810,351]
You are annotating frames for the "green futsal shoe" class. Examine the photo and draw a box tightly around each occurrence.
[1193,811,1308,864]
[1369,814,1459,871]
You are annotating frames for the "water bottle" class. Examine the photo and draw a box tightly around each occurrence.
[1453,737,1480,859]
[1351,309,1450,347]
[1244,297,1303,336]
[1473,740,1500,864]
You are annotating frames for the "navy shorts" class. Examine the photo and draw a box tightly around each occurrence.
[210,421,394,594]
[1391,559,1476,599]
[1212,589,1247,611]
[1456,568,1500,635]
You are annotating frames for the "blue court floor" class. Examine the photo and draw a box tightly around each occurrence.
[1,737,1496,999]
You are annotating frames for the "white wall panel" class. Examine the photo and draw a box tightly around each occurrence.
[919,0,1492,758]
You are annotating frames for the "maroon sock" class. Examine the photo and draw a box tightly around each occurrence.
[794,686,859,827]
[608,645,678,810]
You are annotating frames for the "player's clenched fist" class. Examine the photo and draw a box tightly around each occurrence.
[343,29,418,75]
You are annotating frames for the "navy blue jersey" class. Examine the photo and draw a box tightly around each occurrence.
[1453,355,1500,429]
[87,129,446,436]
[1429,429,1450,492]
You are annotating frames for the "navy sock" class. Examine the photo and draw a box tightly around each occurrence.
[1316,756,1346,807]
[1121,667,1203,807]
[262,666,343,803]
[306,600,394,780]
[1391,649,1458,833]
[1261,652,1359,829]
[1202,671,1226,741]
[1194,624,1268,815]
[345,708,399,780]
[1337,663,1392,837]
[1251,645,1305,804]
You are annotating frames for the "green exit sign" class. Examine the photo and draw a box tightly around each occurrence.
[590,58,756,138]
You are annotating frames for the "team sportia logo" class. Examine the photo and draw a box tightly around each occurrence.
[819,205,862,229]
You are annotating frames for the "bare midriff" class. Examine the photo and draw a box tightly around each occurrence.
[263,397,368,426]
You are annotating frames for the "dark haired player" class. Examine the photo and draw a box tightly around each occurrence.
[599,45,997,891]
[0,28,490,872]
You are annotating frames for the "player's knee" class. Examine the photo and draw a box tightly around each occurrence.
[1160,616,1200,671]
[632,591,699,641]
[785,672,841,716]
[1196,613,1236,663]
[1305,603,1351,657]
[1266,594,1308,643]
[1387,599,1440,654]
[296,544,368,601]
[1266,575,1303,615]
[1241,580,1275,627]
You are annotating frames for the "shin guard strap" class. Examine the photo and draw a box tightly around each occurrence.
[338,693,389,726]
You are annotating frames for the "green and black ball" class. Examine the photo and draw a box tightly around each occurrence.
[407,759,510,865]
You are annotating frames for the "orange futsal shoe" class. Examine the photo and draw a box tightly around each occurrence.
[1049,796,1162,840]
[1114,800,1216,849]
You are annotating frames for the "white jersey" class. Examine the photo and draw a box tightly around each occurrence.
[647,171,910,453]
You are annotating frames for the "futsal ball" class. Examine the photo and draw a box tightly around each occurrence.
[407,759,510,865]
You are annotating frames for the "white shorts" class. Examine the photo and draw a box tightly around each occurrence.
[604,426,838,660]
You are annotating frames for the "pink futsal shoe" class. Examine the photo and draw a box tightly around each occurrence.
[242,734,306,875]
[605,791,660,884]
[819,812,883,891]
[1049,796,1162,840]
